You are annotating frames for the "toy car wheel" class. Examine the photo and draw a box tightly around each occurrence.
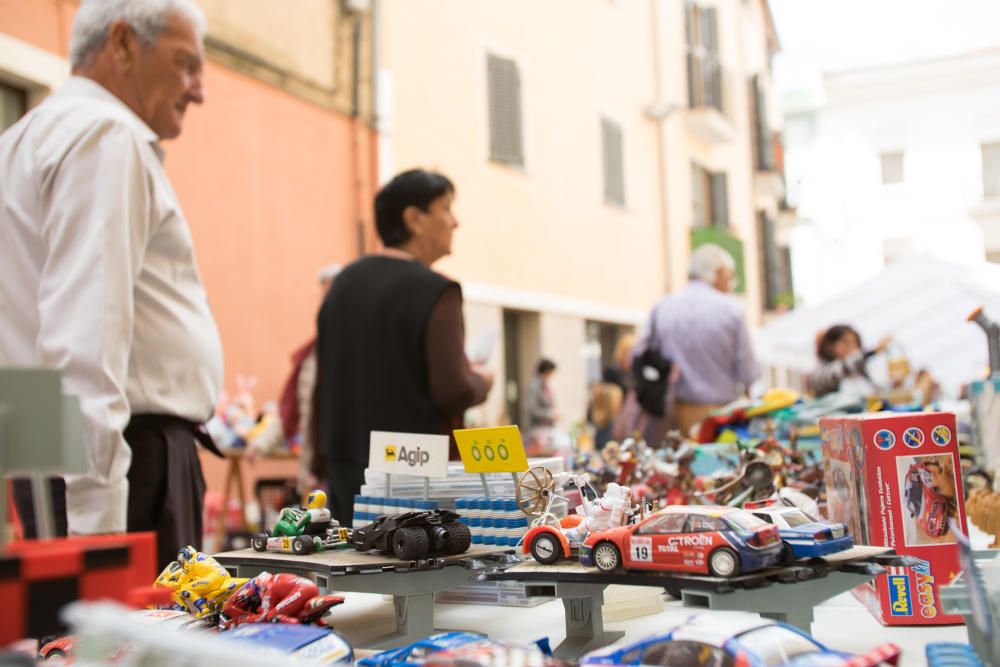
[251,534,267,552]
[43,650,67,661]
[530,532,562,564]
[780,542,796,565]
[593,542,621,572]
[292,535,314,555]
[708,547,740,577]
[443,521,472,555]
[392,527,430,560]
[663,585,681,599]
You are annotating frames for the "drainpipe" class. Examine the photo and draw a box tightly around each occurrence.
[968,307,1000,376]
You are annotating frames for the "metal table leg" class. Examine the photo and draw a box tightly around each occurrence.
[553,582,625,660]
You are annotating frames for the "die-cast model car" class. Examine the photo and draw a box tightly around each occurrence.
[579,505,782,577]
[357,632,486,667]
[424,639,559,667]
[744,499,853,561]
[580,612,901,666]
[903,463,952,537]
[222,623,353,665]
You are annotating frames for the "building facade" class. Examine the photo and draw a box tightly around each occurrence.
[377,0,784,429]
[782,48,1000,308]
[0,0,378,403]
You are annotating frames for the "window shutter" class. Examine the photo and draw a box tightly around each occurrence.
[702,6,718,52]
[684,3,697,48]
[710,172,729,228]
[692,164,708,228]
[487,54,524,166]
[601,117,625,206]
[751,76,775,170]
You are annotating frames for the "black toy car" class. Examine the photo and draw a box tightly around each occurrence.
[351,510,472,560]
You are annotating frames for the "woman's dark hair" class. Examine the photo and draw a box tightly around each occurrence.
[537,358,556,375]
[374,169,455,247]
[816,324,863,363]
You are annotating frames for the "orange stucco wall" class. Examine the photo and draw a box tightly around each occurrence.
[0,0,377,405]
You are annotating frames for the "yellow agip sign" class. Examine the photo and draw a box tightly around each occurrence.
[453,425,528,473]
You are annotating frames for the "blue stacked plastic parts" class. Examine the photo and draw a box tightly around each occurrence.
[455,496,529,547]
[352,495,439,528]
[925,643,983,667]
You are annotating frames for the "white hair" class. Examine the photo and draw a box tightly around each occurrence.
[688,243,735,283]
[316,263,343,285]
[70,0,207,69]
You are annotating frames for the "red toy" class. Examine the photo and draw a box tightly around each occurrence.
[579,505,782,576]
[219,572,344,629]
[903,462,952,538]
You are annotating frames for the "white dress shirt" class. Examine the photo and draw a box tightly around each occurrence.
[0,76,223,534]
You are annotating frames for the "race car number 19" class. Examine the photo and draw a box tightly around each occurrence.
[630,537,653,562]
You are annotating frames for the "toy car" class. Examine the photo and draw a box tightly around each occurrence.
[579,505,782,577]
[357,631,486,667]
[425,639,561,667]
[579,612,901,666]
[38,610,215,662]
[904,463,952,537]
[351,509,471,560]
[251,490,353,555]
[222,623,353,665]
[744,499,853,561]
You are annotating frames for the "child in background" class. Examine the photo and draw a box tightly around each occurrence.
[809,325,891,397]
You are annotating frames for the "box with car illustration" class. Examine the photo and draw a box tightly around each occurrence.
[821,411,966,625]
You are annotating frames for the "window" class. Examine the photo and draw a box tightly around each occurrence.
[692,163,729,228]
[0,81,27,133]
[601,117,625,206]
[749,75,775,171]
[880,152,903,184]
[757,213,794,311]
[487,53,523,167]
[685,3,723,112]
[982,142,1000,199]
[685,515,727,532]
[642,641,734,667]
[638,513,687,535]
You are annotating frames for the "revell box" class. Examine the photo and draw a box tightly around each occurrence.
[820,412,966,625]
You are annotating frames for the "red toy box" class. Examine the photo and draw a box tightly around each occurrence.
[820,412,966,625]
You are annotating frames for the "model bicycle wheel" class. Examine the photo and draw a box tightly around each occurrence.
[593,542,621,572]
[530,532,562,564]
[516,466,555,517]
[708,547,740,577]
[392,527,430,560]
[250,534,267,552]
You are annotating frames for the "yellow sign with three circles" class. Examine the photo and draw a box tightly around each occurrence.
[453,425,528,473]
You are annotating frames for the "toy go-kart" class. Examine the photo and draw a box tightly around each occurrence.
[744,498,853,562]
[580,505,782,577]
[519,467,646,565]
[904,462,953,537]
[351,509,471,560]
[251,490,353,555]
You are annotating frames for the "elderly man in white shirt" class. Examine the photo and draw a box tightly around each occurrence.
[0,0,222,567]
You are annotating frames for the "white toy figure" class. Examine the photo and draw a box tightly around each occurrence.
[565,482,633,543]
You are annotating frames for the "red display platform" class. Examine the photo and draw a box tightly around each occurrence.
[0,532,156,644]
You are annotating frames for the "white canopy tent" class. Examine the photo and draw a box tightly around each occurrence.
[753,256,1000,397]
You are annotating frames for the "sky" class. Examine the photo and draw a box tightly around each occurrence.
[769,0,1000,93]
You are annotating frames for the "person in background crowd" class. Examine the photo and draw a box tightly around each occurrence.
[277,264,341,494]
[527,358,558,432]
[589,382,624,450]
[809,325,891,397]
[0,0,222,568]
[601,333,636,396]
[314,169,494,525]
[634,244,759,438]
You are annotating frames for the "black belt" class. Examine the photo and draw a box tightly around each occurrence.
[128,413,225,459]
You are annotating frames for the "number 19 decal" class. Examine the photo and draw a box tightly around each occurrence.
[630,536,653,562]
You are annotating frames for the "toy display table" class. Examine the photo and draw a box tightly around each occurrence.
[213,546,511,649]
[485,545,900,659]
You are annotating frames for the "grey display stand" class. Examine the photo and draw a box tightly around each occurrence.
[552,581,624,659]
[487,546,900,658]
[214,546,508,650]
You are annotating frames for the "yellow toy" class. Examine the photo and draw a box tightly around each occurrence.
[153,546,248,620]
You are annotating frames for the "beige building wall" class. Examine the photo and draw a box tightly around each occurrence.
[379,0,782,430]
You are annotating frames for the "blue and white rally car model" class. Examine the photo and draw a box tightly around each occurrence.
[357,631,486,667]
[223,623,354,665]
[744,499,853,562]
[580,612,900,667]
